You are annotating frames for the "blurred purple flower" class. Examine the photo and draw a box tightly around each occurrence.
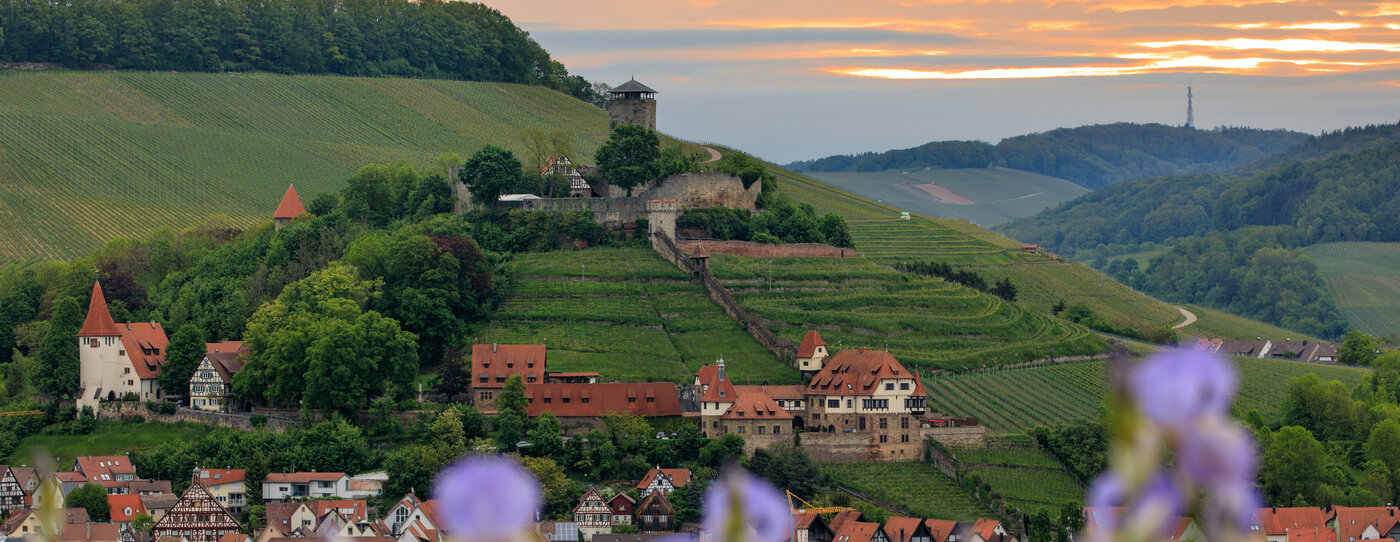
[1087,472,1184,540]
[1205,479,1263,533]
[703,470,793,542]
[1177,420,1258,485]
[1130,349,1236,428]
[433,455,541,539]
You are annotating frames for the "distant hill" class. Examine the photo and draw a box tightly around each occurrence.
[807,168,1090,226]
[0,70,613,263]
[788,123,1308,189]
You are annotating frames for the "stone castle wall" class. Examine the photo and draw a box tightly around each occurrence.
[638,172,759,211]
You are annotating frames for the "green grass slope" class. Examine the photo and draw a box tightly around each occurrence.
[0,70,612,263]
[951,439,1084,517]
[478,248,799,385]
[1176,304,1321,342]
[809,168,1090,226]
[1305,242,1400,337]
[6,420,209,466]
[924,357,1368,434]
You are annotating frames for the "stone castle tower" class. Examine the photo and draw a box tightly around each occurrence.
[607,78,657,130]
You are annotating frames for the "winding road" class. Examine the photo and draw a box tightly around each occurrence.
[701,146,722,163]
[1173,306,1198,329]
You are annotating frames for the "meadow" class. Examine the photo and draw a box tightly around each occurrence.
[0,70,614,263]
[1175,304,1322,342]
[706,254,1104,371]
[5,420,208,466]
[924,356,1368,434]
[1305,242,1400,337]
[810,168,1090,227]
[978,263,1183,332]
[821,462,995,521]
[481,248,800,384]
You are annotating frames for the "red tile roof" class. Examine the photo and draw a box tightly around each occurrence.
[265,472,346,483]
[108,493,147,522]
[735,385,805,401]
[833,520,883,542]
[1258,507,1331,536]
[274,185,306,219]
[827,511,861,535]
[60,523,120,542]
[634,468,691,491]
[699,365,738,403]
[721,392,793,420]
[526,383,682,417]
[923,520,958,542]
[1286,527,1335,542]
[1334,507,1400,542]
[79,282,123,336]
[797,331,826,358]
[883,516,927,542]
[972,518,1001,541]
[305,499,368,523]
[807,349,924,397]
[197,468,246,486]
[75,455,136,479]
[472,344,546,389]
[203,344,247,384]
[218,534,250,542]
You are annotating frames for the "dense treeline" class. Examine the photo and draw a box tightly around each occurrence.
[0,0,600,103]
[1241,121,1400,174]
[895,260,1016,301]
[789,123,1306,189]
[676,204,852,247]
[1103,227,1348,338]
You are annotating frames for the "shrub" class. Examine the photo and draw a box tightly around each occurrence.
[250,414,269,429]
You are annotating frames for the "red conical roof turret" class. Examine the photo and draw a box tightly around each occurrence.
[273,185,306,220]
[79,281,122,336]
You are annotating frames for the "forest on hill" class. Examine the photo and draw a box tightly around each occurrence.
[0,0,600,103]
[788,123,1307,189]
[998,124,1400,339]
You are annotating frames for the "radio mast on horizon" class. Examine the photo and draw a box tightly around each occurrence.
[1186,85,1195,129]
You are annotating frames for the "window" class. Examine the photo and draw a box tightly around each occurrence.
[901,417,909,429]
[544,398,552,404]
[846,399,852,408]
[879,434,888,443]
[712,421,718,428]
[646,397,654,403]
[885,383,894,390]
[527,377,536,383]
[201,371,213,379]
[827,399,839,408]
[736,426,745,434]
[582,397,590,403]
[858,417,866,430]
[628,397,636,403]
[758,426,766,434]
[879,418,887,429]
[479,376,488,383]
[563,397,571,403]
[901,434,910,443]
[774,425,782,434]
[124,367,130,374]
[118,350,125,355]
[495,377,505,383]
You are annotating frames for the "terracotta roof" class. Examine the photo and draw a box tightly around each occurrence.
[80,282,124,336]
[1286,527,1335,542]
[923,520,958,542]
[834,521,884,542]
[266,502,302,535]
[128,480,171,494]
[1192,338,1224,351]
[699,364,738,403]
[75,456,137,488]
[472,344,546,390]
[218,534,250,542]
[607,493,635,515]
[66,509,91,524]
[265,472,346,483]
[735,385,805,401]
[721,392,793,420]
[60,522,120,542]
[883,516,928,542]
[1258,507,1331,536]
[526,383,682,417]
[139,493,178,511]
[304,500,368,523]
[3,509,30,534]
[202,344,247,384]
[274,185,306,219]
[634,468,691,491]
[827,511,861,535]
[197,468,245,486]
[1334,507,1400,542]
[109,494,148,522]
[797,331,826,358]
[972,518,1000,541]
[807,349,924,397]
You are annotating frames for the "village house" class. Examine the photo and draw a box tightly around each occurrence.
[273,185,306,231]
[573,487,614,541]
[1330,506,1400,542]
[525,383,683,427]
[382,492,443,542]
[0,465,37,513]
[59,522,120,542]
[538,522,579,542]
[1218,339,1273,358]
[140,492,179,522]
[542,155,593,198]
[796,331,830,377]
[635,468,690,498]
[964,519,1010,542]
[1257,506,1332,542]
[3,508,89,540]
[719,392,794,438]
[884,517,934,542]
[921,520,957,542]
[195,468,246,515]
[607,493,635,527]
[73,456,142,495]
[471,344,547,412]
[77,282,170,408]
[150,472,242,542]
[107,494,148,528]
[261,472,348,502]
[189,343,247,412]
[792,513,835,542]
[258,499,381,542]
[633,491,675,533]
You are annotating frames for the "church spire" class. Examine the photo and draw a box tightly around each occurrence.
[79,281,122,336]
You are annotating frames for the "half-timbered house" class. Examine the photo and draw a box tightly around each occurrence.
[572,487,613,541]
[633,491,675,533]
[150,472,242,542]
[0,465,31,514]
[634,468,690,498]
[189,343,247,412]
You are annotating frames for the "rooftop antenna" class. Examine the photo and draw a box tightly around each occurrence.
[1186,81,1195,130]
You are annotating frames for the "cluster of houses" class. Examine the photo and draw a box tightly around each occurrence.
[1083,505,1400,542]
[1192,338,1339,363]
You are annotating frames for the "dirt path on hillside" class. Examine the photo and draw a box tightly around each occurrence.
[702,146,722,163]
[1173,306,1198,329]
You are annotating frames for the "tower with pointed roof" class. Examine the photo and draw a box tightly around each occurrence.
[606,78,657,130]
[273,184,306,231]
[77,281,169,408]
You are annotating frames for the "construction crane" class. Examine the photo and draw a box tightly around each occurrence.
[0,410,42,418]
[787,490,856,515]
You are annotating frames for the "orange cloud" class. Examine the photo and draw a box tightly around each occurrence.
[1278,22,1364,30]
[824,53,1368,80]
[1137,38,1400,53]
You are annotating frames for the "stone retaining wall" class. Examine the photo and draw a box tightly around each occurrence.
[98,402,300,432]
[677,241,858,259]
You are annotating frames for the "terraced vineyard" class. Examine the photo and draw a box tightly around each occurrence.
[707,254,1103,371]
[0,70,614,263]
[481,248,799,384]
[822,462,995,521]
[1305,242,1400,337]
[925,357,1369,433]
[950,438,1084,518]
[979,263,1182,332]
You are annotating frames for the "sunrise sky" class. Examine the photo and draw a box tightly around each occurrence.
[491,0,1400,163]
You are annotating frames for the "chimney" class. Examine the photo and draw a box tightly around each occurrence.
[493,343,498,353]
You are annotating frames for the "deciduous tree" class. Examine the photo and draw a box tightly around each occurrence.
[595,124,660,197]
[36,297,81,397]
[65,483,111,522]
[158,324,207,396]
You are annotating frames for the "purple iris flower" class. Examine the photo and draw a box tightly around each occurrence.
[1130,349,1236,428]
[433,455,541,539]
[1087,471,1185,540]
[1177,420,1258,485]
[1206,479,1264,533]
[702,470,793,542]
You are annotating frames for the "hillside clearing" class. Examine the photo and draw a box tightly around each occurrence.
[1305,242,1400,337]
